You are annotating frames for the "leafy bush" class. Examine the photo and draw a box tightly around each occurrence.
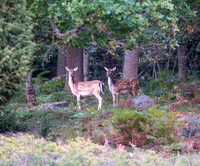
[32,75,68,103]
[33,75,65,95]
[0,106,27,132]
[143,69,179,103]
[0,0,36,105]
[39,111,53,138]
[33,70,50,84]
[107,105,182,147]
[35,91,69,104]
[51,107,109,143]
[146,106,182,144]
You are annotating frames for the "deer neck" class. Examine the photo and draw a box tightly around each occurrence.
[68,75,75,90]
[108,76,115,92]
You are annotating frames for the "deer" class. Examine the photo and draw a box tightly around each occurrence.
[65,66,104,110]
[104,67,139,108]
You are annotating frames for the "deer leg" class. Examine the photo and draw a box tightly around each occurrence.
[76,95,81,109]
[94,93,102,110]
[128,92,134,98]
[112,93,116,108]
[116,93,119,107]
[131,87,137,97]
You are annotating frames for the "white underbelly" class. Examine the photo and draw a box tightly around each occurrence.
[80,92,93,97]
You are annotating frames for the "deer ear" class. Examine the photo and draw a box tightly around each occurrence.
[74,67,78,71]
[104,67,108,71]
[65,66,70,71]
[112,67,116,71]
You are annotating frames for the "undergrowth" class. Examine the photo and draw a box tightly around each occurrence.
[1,73,200,165]
[1,134,200,166]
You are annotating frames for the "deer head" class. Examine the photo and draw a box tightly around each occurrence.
[104,66,116,77]
[65,67,78,77]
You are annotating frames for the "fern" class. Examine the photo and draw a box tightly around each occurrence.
[34,76,65,95]
[144,68,178,102]
[33,71,51,84]
[107,105,182,146]
[35,91,68,103]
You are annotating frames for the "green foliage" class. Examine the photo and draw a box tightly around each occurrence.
[0,0,36,105]
[35,92,69,104]
[1,134,200,166]
[0,106,27,132]
[39,111,52,138]
[32,75,68,104]
[27,0,180,54]
[144,69,179,103]
[52,107,107,143]
[169,143,183,153]
[181,115,200,139]
[146,105,181,144]
[108,105,181,146]
[33,76,65,94]
[108,108,148,132]
[33,70,50,84]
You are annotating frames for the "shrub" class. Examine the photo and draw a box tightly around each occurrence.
[107,105,182,147]
[0,106,27,132]
[33,76,65,95]
[0,0,36,105]
[144,69,178,103]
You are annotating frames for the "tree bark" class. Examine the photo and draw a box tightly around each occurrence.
[47,17,84,92]
[83,53,89,81]
[57,45,67,80]
[123,49,139,79]
[26,74,36,107]
[64,47,83,92]
[172,57,177,76]
[178,45,187,79]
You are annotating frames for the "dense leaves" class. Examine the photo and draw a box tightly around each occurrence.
[28,0,179,52]
[0,0,36,105]
[27,0,200,73]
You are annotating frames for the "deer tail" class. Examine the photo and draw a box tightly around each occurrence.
[100,82,104,94]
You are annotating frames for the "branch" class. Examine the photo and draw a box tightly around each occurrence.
[47,17,65,38]
[136,7,150,14]
[47,17,87,39]
[179,15,200,22]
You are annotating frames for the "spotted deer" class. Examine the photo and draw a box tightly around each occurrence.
[104,67,139,108]
[65,66,104,110]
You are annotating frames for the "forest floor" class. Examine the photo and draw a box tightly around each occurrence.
[0,81,200,165]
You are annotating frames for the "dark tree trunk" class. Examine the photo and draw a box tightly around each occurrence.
[172,57,177,76]
[178,45,187,80]
[64,47,83,92]
[26,74,36,107]
[123,49,138,79]
[57,45,67,79]
[83,53,89,81]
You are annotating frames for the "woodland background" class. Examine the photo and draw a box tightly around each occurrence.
[0,0,200,165]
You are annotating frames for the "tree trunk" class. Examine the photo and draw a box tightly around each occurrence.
[64,47,83,92]
[123,49,138,79]
[178,45,187,79]
[57,45,67,79]
[26,74,36,107]
[83,53,89,81]
[172,57,177,76]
